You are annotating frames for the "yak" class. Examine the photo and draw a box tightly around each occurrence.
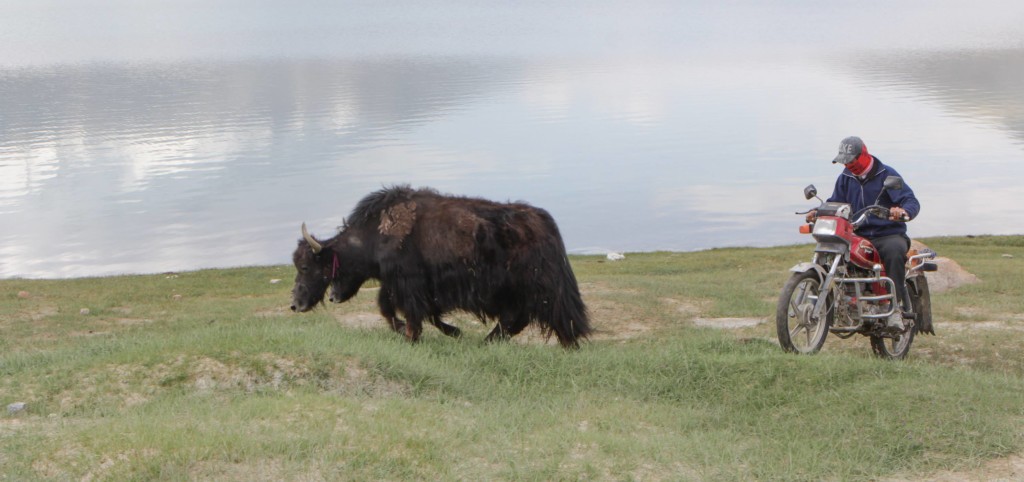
[290,185,591,348]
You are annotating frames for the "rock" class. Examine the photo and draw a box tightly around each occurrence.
[270,279,281,284]
[172,294,183,301]
[1002,254,1014,258]
[606,252,625,261]
[17,290,30,299]
[80,308,90,315]
[7,402,26,414]
[911,240,981,293]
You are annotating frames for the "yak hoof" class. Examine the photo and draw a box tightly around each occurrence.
[484,331,510,343]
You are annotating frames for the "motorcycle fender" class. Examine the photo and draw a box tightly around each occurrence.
[789,262,827,282]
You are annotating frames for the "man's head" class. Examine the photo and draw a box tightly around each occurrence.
[832,136,872,175]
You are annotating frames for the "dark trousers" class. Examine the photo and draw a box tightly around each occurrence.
[871,234,912,312]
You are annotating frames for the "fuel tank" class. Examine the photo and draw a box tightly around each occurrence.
[850,237,882,270]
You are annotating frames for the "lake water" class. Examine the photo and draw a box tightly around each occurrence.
[2,1,1023,279]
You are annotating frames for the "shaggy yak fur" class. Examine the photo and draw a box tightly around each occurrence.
[291,185,591,348]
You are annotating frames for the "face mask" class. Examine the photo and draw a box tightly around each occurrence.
[845,152,872,176]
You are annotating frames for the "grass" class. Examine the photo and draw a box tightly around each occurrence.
[1,235,1023,480]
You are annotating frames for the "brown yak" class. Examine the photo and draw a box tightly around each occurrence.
[290,185,591,348]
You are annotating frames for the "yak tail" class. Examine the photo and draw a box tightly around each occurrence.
[545,252,592,349]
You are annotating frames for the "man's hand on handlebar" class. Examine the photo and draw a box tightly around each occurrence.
[805,209,817,223]
[888,206,909,222]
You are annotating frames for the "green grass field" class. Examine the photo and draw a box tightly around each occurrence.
[2,236,1022,480]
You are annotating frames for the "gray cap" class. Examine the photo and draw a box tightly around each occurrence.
[832,136,865,164]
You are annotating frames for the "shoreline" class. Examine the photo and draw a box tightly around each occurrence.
[2,234,1020,281]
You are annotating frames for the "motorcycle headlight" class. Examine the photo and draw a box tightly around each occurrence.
[813,218,838,237]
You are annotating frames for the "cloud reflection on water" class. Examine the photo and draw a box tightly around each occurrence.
[1,46,1023,277]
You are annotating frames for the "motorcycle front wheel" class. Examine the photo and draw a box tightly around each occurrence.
[777,270,831,354]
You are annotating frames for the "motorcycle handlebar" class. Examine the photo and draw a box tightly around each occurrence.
[851,204,909,226]
[801,204,909,225]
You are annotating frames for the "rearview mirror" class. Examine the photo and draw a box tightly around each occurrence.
[883,176,904,191]
[803,185,817,200]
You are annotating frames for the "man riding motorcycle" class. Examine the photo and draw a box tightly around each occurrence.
[807,136,921,332]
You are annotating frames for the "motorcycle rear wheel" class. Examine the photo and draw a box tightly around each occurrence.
[777,270,831,354]
[869,280,921,360]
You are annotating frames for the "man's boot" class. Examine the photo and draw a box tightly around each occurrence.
[886,310,906,333]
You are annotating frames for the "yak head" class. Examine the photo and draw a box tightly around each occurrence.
[290,223,334,312]
[291,222,371,312]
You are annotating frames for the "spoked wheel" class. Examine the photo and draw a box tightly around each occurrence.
[777,270,831,354]
[870,323,916,360]
[870,280,922,360]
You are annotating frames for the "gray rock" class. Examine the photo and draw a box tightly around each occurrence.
[7,402,27,414]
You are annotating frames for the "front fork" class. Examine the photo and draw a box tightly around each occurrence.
[810,254,842,322]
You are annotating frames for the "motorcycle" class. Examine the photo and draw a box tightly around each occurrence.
[776,176,937,359]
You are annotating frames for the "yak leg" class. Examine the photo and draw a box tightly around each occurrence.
[428,314,461,338]
[394,278,425,343]
[504,312,531,337]
[377,287,406,333]
[484,314,511,342]
[485,310,529,343]
[404,314,424,343]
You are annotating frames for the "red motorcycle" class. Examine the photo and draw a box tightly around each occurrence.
[777,176,937,359]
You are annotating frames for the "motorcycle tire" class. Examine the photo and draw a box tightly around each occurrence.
[869,280,921,359]
[777,270,831,354]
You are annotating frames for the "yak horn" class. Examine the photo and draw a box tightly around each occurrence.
[301,222,323,254]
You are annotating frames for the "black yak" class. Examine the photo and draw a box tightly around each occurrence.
[290,185,591,348]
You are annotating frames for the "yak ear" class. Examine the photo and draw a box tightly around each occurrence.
[378,201,417,241]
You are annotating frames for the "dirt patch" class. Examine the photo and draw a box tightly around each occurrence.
[45,355,412,412]
[254,306,291,318]
[659,297,707,316]
[188,459,322,482]
[952,307,1024,323]
[885,453,1024,481]
[26,306,59,322]
[693,317,765,329]
[333,311,385,329]
[660,298,765,329]
[587,297,651,341]
[580,282,640,296]
[939,321,1024,332]
[187,354,408,397]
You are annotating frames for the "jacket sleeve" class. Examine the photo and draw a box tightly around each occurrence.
[886,168,921,220]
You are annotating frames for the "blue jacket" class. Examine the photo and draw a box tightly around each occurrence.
[826,156,920,238]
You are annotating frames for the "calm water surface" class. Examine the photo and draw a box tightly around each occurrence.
[2,1,1023,278]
